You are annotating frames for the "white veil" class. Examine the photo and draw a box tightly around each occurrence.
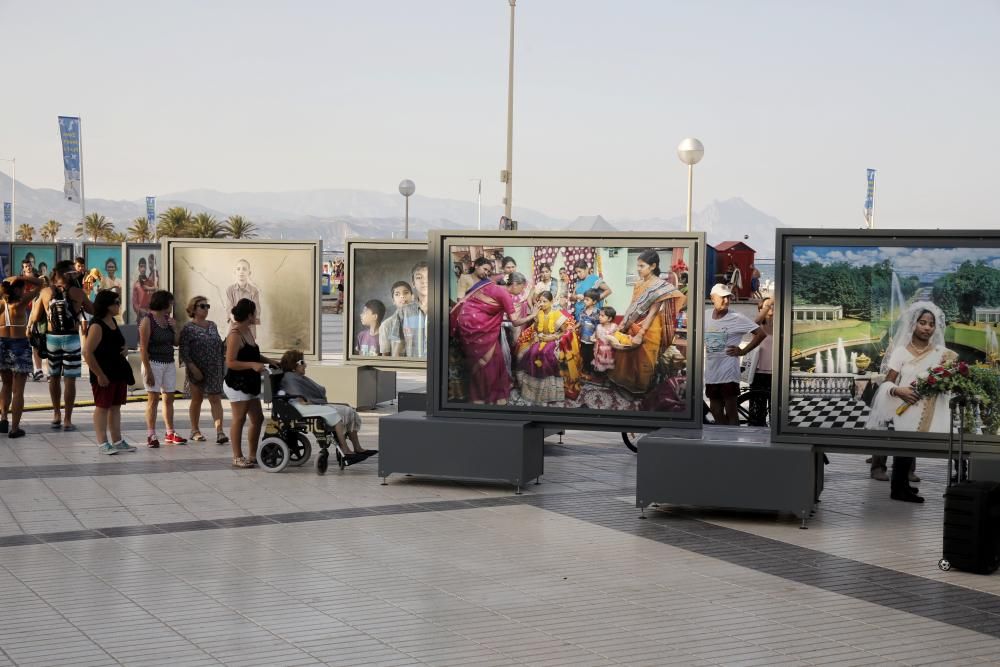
[879,300,946,375]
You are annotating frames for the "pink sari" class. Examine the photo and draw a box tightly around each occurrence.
[455,280,516,403]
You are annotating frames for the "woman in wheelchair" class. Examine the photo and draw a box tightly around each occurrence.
[278,350,374,464]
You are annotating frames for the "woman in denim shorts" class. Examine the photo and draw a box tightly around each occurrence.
[0,276,42,438]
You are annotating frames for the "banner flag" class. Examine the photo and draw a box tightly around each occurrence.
[863,168,876,226]
[58,116,82,202]
[3,202,10,240]
[146,196,156,225]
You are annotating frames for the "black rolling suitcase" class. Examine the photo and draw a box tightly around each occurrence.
[939,396,1000,574]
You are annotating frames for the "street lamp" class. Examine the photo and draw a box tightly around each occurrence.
[501,0,517,222]
[677,138,704,233]
[471,178,483,230]
[0,157,13,240]
[398,179,415,239]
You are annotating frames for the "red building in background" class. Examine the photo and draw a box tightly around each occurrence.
[714,240,756,300]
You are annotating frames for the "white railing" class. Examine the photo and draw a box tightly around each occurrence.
[790,372,857,398]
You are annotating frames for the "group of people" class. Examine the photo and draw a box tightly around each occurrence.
[0,260,370,469]
[450,250,688,410]
[354,261,429,358]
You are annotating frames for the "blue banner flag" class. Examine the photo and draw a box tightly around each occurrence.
[3,202,10,241]
[146,196,156,225]
[863,168,876,226]
[58,116,82,202]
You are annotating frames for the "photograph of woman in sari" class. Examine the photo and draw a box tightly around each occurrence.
[607,250,687,395]
[515,291,567,406]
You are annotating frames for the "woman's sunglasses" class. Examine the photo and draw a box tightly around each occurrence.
[197,303,211,309]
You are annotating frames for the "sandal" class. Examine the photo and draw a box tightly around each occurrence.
[216,432,229,445]
[232,456,255,469]
[190,431,207,442]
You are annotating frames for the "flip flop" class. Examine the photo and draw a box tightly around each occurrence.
[50,421,62,429]
[62,424,77,432]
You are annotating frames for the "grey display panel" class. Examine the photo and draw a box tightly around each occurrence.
[773,229,1000,455]
[344,239,429,369]
[427,231,705,430]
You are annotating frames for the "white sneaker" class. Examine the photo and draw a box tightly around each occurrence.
[99,442,118,456]
[113,440,137,453]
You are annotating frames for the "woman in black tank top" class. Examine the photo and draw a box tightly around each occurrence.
[224,298,276,468]
[82,290,136,455]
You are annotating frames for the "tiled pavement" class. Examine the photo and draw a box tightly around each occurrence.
[2,316,1000,665]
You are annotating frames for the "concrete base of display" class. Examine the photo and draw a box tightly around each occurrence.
[637,426,821,528]
[310,364,396,410]
[397,391,428,413]
[378,411,544,492]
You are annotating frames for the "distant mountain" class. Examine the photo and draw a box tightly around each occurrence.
[0,172,785,251]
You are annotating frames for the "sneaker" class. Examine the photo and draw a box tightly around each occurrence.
[216,432,229,445]
[0,418,7,434]
[8,428,25,439]
[147,435,160,448]
[165,432,188,445]
[32,370,44,381]
[99,442,118,456]
[113,440,138,453]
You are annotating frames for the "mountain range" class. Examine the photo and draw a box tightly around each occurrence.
[0,171,784,253]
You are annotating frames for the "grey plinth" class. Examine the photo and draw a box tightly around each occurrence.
[637,426,820,527]
[397,391,428,413]
[379,411,544,492]
[310,365,396,410]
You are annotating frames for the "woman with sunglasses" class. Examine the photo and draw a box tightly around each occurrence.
[82,290,136,455]
[179,296,228,444]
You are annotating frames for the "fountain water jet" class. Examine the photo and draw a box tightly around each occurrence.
[815,351,824,374]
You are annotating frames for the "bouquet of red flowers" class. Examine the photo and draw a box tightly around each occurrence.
[896,360,974,415]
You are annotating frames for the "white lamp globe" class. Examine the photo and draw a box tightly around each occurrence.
[677,138,705,166]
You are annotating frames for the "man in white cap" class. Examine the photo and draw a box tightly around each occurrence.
[704,283,766,424]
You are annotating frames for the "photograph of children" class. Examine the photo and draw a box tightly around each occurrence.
[168,241,319,357]
[786,244,1000,437]
[345,243,428,364]
[447,243,691,414]
[12,244,56,280]
[83,244,123,300]
[123,244,160,324]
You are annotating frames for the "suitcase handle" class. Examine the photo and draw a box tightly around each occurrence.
[949,395,980,485]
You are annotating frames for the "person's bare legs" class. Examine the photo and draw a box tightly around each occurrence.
[709,398,727,424]
[229,400,248,459]
[207,394,225,435]
[188,384,204,435]
[246,400,264,461]
[162,393,175,433]
[108,404,122,443]
[0,369,12,422]
[49,376,62,424]
[723,396,740,425]
[93,406,109,445]
[145,391,160,433]
[62,378,76,427]
[10,373,27,431]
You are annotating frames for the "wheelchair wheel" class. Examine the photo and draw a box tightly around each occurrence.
[258,436,290,473]
[285,431,314,467]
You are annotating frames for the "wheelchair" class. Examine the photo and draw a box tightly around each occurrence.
[257,371,357,475]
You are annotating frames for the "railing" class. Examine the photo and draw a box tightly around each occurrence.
[790,372,858,398]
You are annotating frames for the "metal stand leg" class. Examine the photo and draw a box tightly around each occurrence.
[799,512,808,530]
[534,477,540,485]
[558,432,564,444]
[515,485,521,495]
[639,505,647,519]
[381,477,388,486]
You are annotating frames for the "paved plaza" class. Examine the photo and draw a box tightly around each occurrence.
[2,316,1000,666]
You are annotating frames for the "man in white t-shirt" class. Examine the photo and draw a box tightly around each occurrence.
[704,283,766,425]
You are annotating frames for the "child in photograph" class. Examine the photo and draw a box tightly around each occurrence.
[578,288,601,373]
[592,306,618,373]
[225,258,261,331]
[379,280,413,356]
[355,299,385,356]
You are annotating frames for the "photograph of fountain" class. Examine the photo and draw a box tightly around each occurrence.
[784,242,1000,439]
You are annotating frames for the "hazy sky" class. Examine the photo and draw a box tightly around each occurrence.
[1,0,998,228]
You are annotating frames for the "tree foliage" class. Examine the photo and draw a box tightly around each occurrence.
[792,260,919,321]
[127,217,154,242]
[156,207,193,239]
[190,212,225,238]
[15,224,35,241]
[76,213,116,242]
[932,260,1000,324]
[40,219,62,242]
[224,214,258,239]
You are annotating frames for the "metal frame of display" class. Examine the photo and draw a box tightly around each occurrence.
[162,237,323,360]
[426,230,706,431]
[344,238,428,370]
[773,228,1000,455]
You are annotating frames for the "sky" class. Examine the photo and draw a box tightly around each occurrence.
[1,0,999,228]
[793,245,1000,278]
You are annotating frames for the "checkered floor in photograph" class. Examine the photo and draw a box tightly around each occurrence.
[789,395,871,429]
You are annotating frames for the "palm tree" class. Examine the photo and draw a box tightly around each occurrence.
[15,224,35,242]
[224,214,258,239]
[76,213,115,242]
[156,206,193,239]
[106,231,127,243]
[189,212,225,238]
[40,219,62,242]
[127,217,154,242]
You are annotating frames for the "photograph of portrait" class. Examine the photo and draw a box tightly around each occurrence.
[0,243,10,280]
[441,240,695,419]
[123,243,161,324]
[345,240,428,367]
[166,240,320,357]
[12,243,56,279]
[782,240,1000,440]
[83,244,124,300]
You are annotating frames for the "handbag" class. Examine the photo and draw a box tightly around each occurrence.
[29,323,48,359]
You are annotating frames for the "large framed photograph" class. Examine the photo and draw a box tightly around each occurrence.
[122,243,162,324]
[774,230,1000,454]
[344,239,428,368]
[164,239,322,359]
[427,231,705,430]
[11,243,56,279]
[82,243,124,300]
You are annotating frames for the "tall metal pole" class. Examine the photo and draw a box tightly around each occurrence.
[503,0,516,221]
[869,177,876,230]
[9,158,14,235]
[404,195,409,239]
[685,164,694,233]
[472,178,482,230]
